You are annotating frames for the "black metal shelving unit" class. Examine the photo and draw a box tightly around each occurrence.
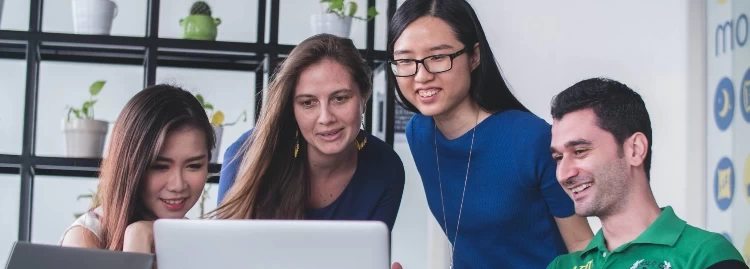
[0,0,398,243]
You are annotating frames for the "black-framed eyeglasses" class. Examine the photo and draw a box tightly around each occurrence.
[388,48,467,77]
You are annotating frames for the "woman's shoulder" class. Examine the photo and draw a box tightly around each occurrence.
[58,207,103,245]
[486,109,551,138]
[357,133,405,181]
[362,133,404,166]
[491,109,549,128]
[229,129,254,151]
[222,128,254,165]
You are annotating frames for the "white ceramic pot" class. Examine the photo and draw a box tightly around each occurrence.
[72,0,118,35]
[211,125,223,163]
[0,0,5,27]
[63,119,109,158]
[310,13,352,38]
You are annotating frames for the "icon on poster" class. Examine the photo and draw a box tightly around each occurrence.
[745,154,750,203]
[741,67,750,123]
[714,77,735,131]
[714,157,735,211]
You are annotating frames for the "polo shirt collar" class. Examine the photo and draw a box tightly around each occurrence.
[578,206,686,259]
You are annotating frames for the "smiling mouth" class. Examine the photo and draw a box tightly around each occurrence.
[319,128,343,137]
[161,198,185,205]
[417,88,439,97]
[569,183,593,194]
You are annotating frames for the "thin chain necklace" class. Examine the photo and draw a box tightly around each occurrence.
[434,112,478,269]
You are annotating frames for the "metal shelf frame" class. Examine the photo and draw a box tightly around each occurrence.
[0,0,398,242]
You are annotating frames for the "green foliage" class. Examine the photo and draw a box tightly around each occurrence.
[190,1,212,16]
[194,93,247,127]
[66,80,105,122]
[73,189,98,219]
[320,0,379,21]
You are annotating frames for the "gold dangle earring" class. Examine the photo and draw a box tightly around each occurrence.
[354,130,367,151]
[294,130,300,158]
[354,108,367,150]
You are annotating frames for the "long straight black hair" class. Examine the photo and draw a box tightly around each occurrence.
[387,0,529,114]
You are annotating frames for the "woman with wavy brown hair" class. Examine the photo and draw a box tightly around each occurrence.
[59,84,215,254]
[213,34,405,231]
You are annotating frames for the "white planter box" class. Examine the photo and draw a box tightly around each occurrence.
[72,0,118,35]
[63,119,109,158]
[211,125,223,163]
[0,0,5,27]
[311,13,352,38]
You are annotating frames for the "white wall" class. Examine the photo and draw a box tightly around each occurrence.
[472,0,707,231]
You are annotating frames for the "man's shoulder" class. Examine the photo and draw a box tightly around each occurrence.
[679,224,734,250]
[677,225,746,265]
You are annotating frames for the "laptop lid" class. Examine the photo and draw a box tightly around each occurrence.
[5,241,154,269]
[153,219,390,269]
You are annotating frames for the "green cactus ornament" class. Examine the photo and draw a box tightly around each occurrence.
[180,1,221,40]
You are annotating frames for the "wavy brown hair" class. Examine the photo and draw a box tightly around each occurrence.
[94,84,215,251]
[211,34,372,220]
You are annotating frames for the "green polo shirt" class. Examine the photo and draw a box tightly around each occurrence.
[547,206,746,269]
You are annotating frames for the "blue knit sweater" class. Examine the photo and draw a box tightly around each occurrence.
[406,110,575,268]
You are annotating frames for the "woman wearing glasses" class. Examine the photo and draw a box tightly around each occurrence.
[388,0,593,268]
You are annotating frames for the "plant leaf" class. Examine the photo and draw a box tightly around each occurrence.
[203,103,214,110]
[195,94,205,105]
[77,194,93,201]
[89,80,105,96]
[347,2,358,17]
[320,0,333,2]
[367,6,379,19]
[72,108,81,119]
[329,0,344,11]
[82,106,89,118]
[82,100,97,109]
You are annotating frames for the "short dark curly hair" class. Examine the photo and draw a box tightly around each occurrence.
[551,77,653,180]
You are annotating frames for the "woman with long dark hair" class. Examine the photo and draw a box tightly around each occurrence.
[213,34,405,231]
[388,0,593,268]
[60,84,215,254]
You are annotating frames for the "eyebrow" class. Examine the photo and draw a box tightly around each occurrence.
[549,139,593,154]
[294,89,352,100]
[393,44,456,56]
[155,154,207,163]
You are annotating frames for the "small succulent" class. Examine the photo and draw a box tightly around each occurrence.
[321,0,379,21]
[190,1,212,16]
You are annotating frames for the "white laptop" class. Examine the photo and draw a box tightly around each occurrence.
[153,219,390,269]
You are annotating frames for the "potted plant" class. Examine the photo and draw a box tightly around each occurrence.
[180,1,221,41]
[72,0,118,35]
[194,94,246,162]
[63,80,109,158]
[312,0,379,38]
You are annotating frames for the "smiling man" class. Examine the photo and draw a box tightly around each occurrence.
[546,78,747,269]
